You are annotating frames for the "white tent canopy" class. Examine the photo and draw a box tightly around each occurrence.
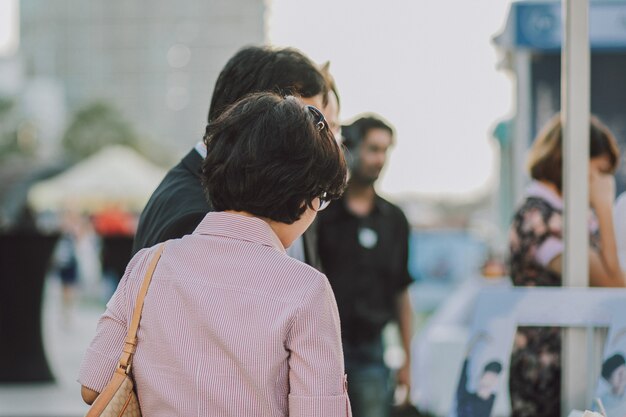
[28,145,167,213]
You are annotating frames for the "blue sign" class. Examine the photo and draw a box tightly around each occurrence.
[497,1,626,50]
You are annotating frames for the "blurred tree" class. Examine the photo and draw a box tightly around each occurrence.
[62,101,140,160]
[0,97,13,115]
[0,97,17,159]
[0,97,28,160]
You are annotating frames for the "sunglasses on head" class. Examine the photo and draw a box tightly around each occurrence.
[304,105,331,211]
[305,105,327,132]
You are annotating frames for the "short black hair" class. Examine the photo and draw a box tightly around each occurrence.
[602,353,626,381]
[207,46,328,123]
[483,361,503,375]
[342,115,394,151]
[202,93,347,223]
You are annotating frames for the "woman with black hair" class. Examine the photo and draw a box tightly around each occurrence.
[79,93,351,417]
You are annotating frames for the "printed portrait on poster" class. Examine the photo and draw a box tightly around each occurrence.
[455,332,504,417]
[594,301,626,417]
[451,290,517,417]
[449,287,626,417]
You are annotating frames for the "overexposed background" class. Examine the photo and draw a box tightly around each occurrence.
[0,0,515,200]
[268,0,514,199]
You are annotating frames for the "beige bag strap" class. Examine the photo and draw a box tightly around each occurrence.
[118,243,166,372]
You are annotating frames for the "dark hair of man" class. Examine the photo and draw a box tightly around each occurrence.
[342,115,395,151]
[207,46,329,123]
[483,361,503,375]
[528,114,620,192]
[602,353,626,381]
[202,93,347,224]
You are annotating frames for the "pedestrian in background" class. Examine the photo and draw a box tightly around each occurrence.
[318,115,414,417]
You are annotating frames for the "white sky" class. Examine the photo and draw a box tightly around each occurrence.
[268,0,514,199]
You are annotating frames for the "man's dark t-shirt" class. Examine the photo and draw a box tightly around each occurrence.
[317,193,413,345]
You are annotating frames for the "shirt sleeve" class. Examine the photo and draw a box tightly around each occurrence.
[535,236,564,267]
[286,274,352,417]
[396,211,414,291]
[77,249,149,392]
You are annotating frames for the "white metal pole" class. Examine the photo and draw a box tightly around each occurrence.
[513,50,532,206]
[561,0,590,414]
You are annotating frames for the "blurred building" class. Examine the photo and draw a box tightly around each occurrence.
[19,0,266,155]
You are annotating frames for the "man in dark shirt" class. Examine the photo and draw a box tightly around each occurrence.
[317,115,414,417]
[132,46,328,269]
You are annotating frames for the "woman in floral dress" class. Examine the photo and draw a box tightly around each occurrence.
[509,114,625,417]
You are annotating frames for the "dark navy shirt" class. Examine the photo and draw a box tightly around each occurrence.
[317,193,413,345]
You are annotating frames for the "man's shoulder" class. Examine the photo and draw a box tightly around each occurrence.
[145,151,208,213]
[152,172,204,206]
[132,210,206,255]
[133,150,209,253]
[375,194,408,221]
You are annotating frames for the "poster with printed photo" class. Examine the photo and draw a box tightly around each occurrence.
[447,287,626,417]
[594,301,626,417]
[450,290,518,417]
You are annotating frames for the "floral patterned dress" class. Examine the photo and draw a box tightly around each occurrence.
[508,181,595,417]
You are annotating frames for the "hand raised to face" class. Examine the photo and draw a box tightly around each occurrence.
[589,159,616,210]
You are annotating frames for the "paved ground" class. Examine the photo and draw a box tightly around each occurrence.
[0,278,103,416]
[0,276,417,416]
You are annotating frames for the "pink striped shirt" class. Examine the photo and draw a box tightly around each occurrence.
[79,212,351,416]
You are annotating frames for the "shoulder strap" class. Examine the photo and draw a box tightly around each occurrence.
[118,243,166,372]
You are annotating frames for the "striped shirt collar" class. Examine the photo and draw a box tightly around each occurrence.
[194,211,286,253]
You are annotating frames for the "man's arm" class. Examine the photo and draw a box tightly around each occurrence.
[394,209,414,391]
[395,289,413,390]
